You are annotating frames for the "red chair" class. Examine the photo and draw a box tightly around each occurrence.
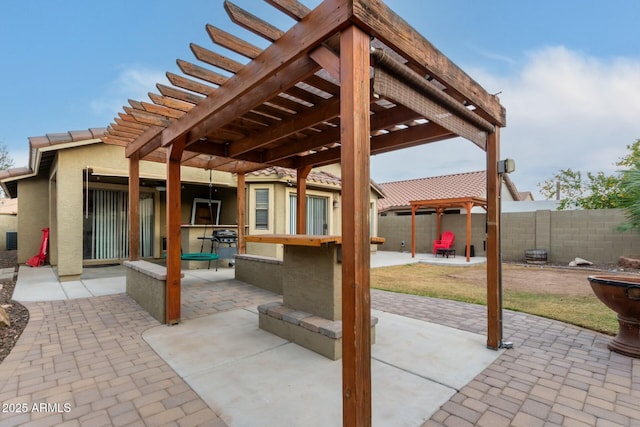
[433,231,455,255]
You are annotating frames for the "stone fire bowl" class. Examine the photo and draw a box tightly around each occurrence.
[589,275,640,358]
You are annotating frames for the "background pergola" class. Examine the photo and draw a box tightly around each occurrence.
[103,0,506,425]
[410,196,487,262]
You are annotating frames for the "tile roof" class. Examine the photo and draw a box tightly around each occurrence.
[28,128,107,148]
[248,166,342,186]
[377,171,488,212]
[0,128,107,198]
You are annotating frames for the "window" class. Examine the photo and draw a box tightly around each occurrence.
[190,198,221,225]
[255,189,269,230]
[289,194,328,235]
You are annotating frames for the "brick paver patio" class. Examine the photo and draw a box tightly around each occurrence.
[0,277,638,426]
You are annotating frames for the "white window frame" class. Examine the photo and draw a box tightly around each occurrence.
[249,185,274,234]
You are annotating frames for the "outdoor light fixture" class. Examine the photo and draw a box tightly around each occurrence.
[497,158,516,174]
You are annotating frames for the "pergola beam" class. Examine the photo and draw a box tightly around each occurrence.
[154,0,350,152]
[351,0,506,126]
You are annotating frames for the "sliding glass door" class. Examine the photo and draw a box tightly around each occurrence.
[83,189,154,260]
[289,194,328,235]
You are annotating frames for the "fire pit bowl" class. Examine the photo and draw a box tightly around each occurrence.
[588,275,640,358]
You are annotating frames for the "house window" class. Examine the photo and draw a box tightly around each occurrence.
[289,194,328,235]
[190,198,221,225]
[255,189,269,230]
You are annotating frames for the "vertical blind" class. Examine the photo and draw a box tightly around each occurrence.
[90,190,154,259]
[289,195,328,235]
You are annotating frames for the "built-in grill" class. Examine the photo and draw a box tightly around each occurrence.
[213,229,238,244]
[213,230,238,266]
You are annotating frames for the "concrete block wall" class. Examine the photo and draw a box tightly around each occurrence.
[378,213,486,256]
[501,212,536,260]
[378,215,434,254]
[378,208,640,265]
[548,209,640,264]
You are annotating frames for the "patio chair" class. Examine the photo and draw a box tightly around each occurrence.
[433,231,455,255]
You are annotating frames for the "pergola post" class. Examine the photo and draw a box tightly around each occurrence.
[465,201,473,262]
[128,154,140,261]
[166,137,185,325]
[435,208,444,241]
[237,172,246,254]
[296,166,312,234]
[340,24,372,427]
[410,204,418,257]
[486,129,501,349]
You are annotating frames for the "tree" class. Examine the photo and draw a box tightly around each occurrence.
[0,143,14,171]
[538,139,640,210]
[0,143,14,198]
[617,160,640,231]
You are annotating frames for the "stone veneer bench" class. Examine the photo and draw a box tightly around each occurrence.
[258,301,378,360]
[124,260,183,324]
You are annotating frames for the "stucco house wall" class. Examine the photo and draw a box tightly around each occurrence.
[17,179,49,264]
[244,175,379,260]
[0,215,17,251]
[13,141,230,280]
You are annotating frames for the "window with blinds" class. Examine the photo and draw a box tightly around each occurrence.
[255,188,269,230]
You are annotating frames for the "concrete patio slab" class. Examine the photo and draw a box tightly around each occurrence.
[143,308,502,426]
[82,276,127,296]
[13,265,67,301]
[59,280,94,299]
[373,311,501,390]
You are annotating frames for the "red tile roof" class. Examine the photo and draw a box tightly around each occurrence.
[28,128,107,148]
[248,166,342,186]
[377,171,488,212]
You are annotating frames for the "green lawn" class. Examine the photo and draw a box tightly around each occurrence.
[370,263,618,335]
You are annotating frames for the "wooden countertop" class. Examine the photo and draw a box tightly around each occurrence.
[244,234,385,247]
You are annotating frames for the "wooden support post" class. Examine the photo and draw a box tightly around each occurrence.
[411,204,417,258]
[340,25,371,427]
[128,154,140,261]
[237,172,246,254]
[486,129,501,349]
[436,208,444,241]
[465,201,473,262]
[296,166,312,234]
[166,137,185,325]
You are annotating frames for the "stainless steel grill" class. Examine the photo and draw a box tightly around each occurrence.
[213,230,238,267]
[213,229,238,244]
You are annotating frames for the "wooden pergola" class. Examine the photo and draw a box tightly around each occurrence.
[410,196,487,262]
[104,1,506,425]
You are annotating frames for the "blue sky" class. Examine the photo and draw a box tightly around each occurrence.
[2,0,640,198]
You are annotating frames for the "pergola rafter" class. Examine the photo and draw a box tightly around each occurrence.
[107,1,507,425]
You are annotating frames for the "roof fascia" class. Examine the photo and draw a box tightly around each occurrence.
[0,138,103,186]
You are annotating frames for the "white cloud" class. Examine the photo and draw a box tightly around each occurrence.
[90,66,166,116]
[372,46,640,199]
